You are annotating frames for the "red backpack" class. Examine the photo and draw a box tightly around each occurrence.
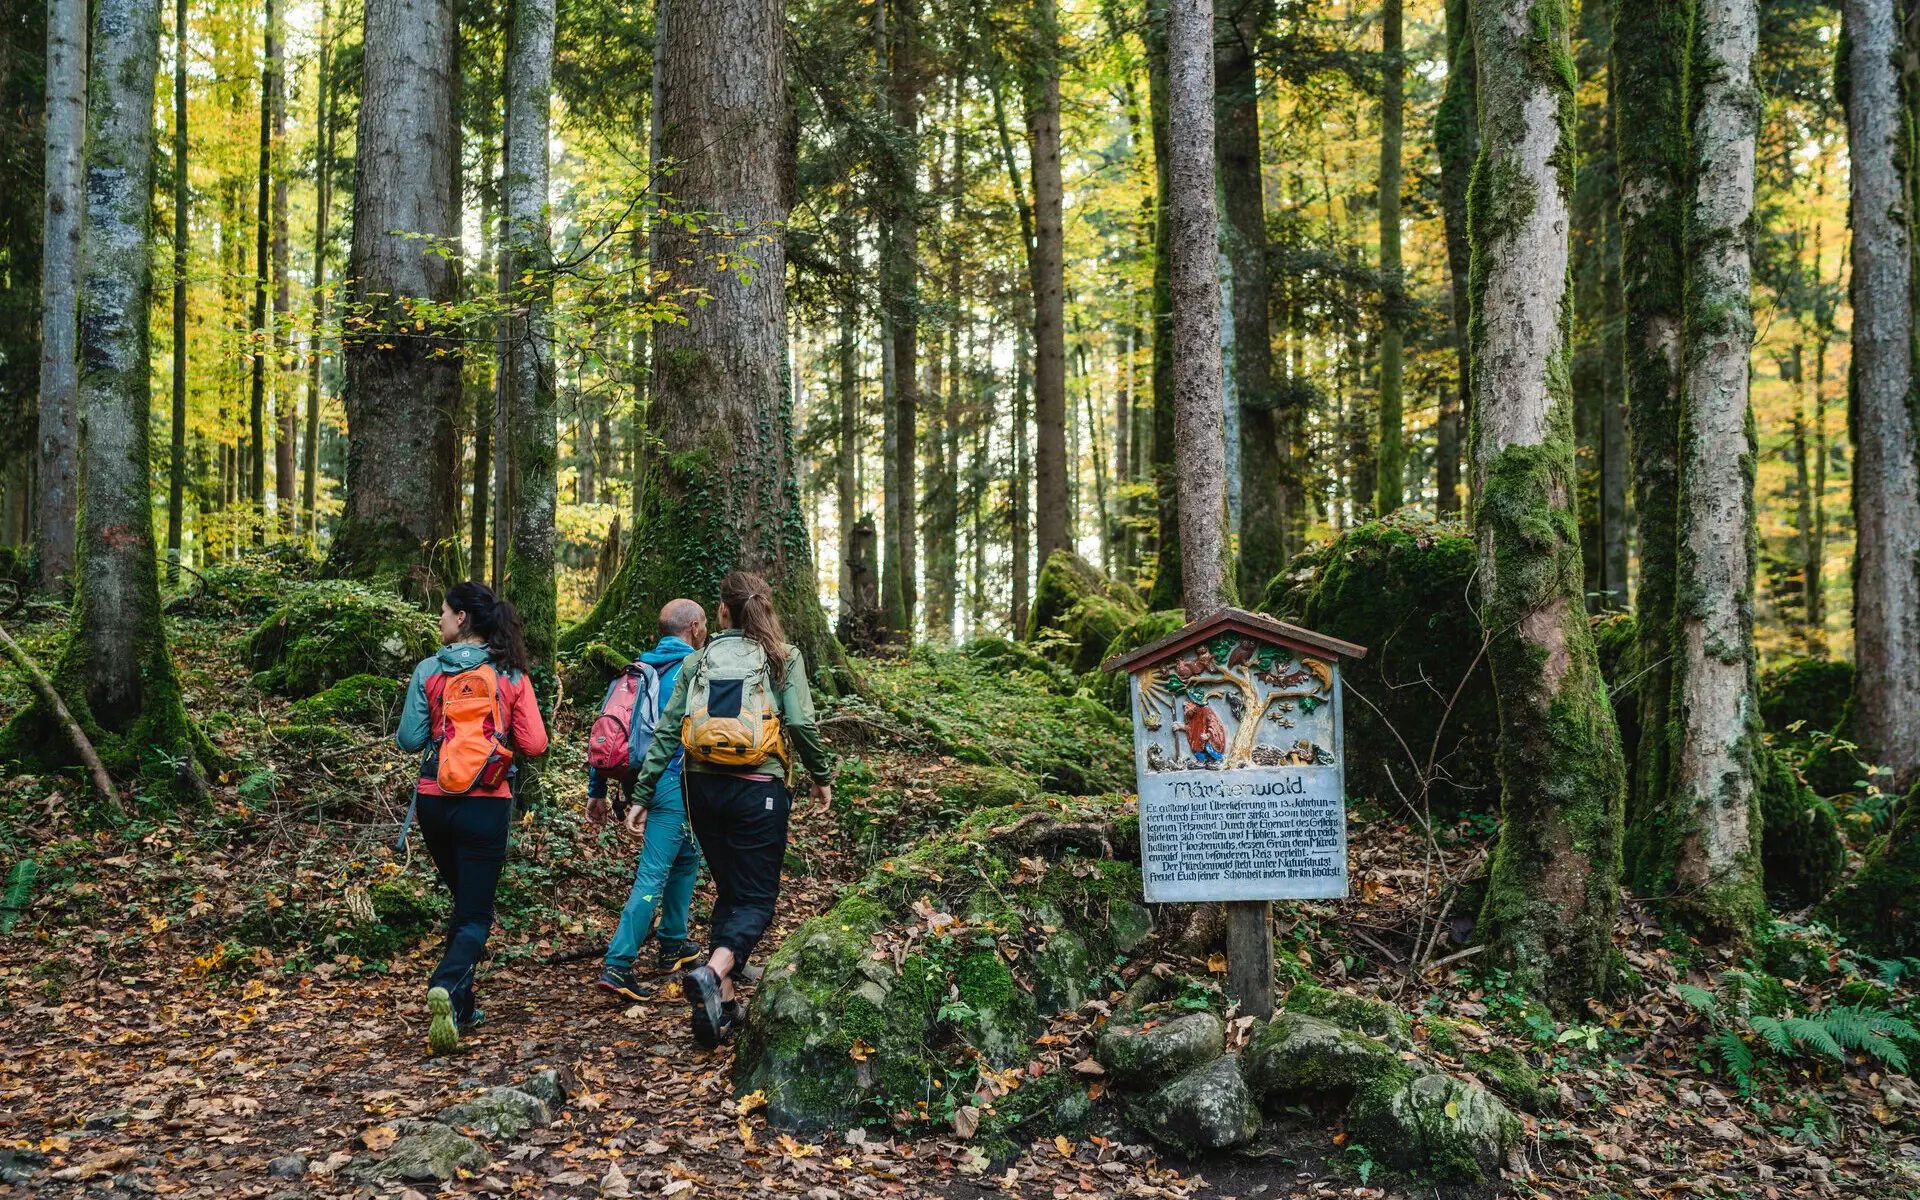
[587,662,662,782]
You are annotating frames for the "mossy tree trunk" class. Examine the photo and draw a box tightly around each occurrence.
[501,0,557,670]
[560,0,850,695]
[1846,0,1920,790]
[1641,0,1764,937]
[36,0,85,595]
[35,0,206,790]
[1219,0,1284,598]
[1613,0,1687,846]
[1145,0,1183,612]
[1030,0,1070,568]
[1374,0,1404,517]
[1433,0,1475,516]
[1468,0,1626,1012]
[330,0,462,588]
[882,0,920,637]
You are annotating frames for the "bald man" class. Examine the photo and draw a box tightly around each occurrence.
[589,599,710,999]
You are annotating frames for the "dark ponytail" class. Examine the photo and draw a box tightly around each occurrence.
[445,580,531,675]
[719,571,789,681]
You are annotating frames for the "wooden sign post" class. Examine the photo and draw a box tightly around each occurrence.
[1105,608,1366,1020]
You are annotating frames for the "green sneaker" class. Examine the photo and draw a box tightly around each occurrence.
[427,987,460,1056]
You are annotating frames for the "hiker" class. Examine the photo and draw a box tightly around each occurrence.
[626,571,834,1048]
[395,581,549,1055]
[586,599,709,1000]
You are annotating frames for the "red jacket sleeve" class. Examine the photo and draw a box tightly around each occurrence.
[508,674,550,757]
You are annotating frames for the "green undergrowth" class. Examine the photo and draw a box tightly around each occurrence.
[248,580,437,698]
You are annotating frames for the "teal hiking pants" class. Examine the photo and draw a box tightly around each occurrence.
[605,771,702,970]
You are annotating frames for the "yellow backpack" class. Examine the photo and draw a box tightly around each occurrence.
[681,637,784,768]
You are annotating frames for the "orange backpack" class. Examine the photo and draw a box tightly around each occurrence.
[431,663,515,794]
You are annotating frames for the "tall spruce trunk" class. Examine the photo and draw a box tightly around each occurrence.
[1847,0,1920,788]
[1030,0,1069,566]
[1645,0,1765,935]
[1434,0,1475,516]
[168,0,187,571]
[1469,0,1625,1011]
[36,0,86,593]
[269,0,292,532]
[332,0,462,584]
[1145,0,1182,609]
[884,0,920,635]
[33,0,203,782]
[1614,0,1687,843]
[992,69,1037,634]
[468,126,496,581]
[1219,0,1282,597]
[1374,0,1404,515]
[837,239,859,616]
[1167,0,1227,615]
[502,0,556,671]
[249,0,273,541]
[304,0,333,538]
[559,0,847,691]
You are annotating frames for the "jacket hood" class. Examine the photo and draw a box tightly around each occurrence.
[641,635,697,667]
[435,642,495,671]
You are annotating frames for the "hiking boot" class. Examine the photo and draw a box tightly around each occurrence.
[427,987,460,1056]
[685,965,726,1050]
[656,938,703,974]
[597,964,645,1002]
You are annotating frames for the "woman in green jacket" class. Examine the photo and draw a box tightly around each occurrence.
[626,571,833,1047]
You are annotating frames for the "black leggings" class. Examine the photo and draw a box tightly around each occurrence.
[416,792,511,1022]
[686,773,791,963]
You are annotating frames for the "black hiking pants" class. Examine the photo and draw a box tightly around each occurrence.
[416,791,511,1022]
[686,772,791,963]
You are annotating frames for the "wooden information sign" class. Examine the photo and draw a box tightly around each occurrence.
[1105,608,1366,1018]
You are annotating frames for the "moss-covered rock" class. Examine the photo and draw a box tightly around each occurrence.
[1758,746,1846,909]
[1760,657,1855,741]
[1242,1012,1401,1104]
[287,673,405,727]
[1418,1017,1556,1115]
[1091,609,1187,713]
[1822,782,1920,956]
[248,581,437,698]
[436,1088,551,1139]
[1025,551,1146,674]
[1096,1012,1223,1091]
[736,798,1143,1133]
[833,763,1039,864]
[363,1121,488,1182]
[1282,983,1415,1050]
[1348,1072,1520,1187]
[1136,1055,1261,1153]
[1258,516,1496,816]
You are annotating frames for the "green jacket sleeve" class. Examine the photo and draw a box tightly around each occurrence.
[629,652,696,808]
[778,647,835,784]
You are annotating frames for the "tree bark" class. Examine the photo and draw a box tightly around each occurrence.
[1848,0,1920,788]
[468,125,497,582]
[560,0,849,692]
[502,0,557,670]
[332,0,462,585]
[1145,0,1182,610]
[1167,0,1228,617]
[1374,0,1404,516]
[1218,0,1281,598]
[1614,0,1687,842]
[36,0,86,594]
[1650,0,1764,936]
[991,70,1036,635]
[168,0,187,572]
[883,0,920,635]
[1469,0,1625,1011]
[837,230,859,617]
[1030,0,1068,566]
[304,0,333,539]
[1434,0,1475,516]
[249,0,273,542]
[269,0,292,533]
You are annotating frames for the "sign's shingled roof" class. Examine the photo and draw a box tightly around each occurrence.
[1101,606,1368,674]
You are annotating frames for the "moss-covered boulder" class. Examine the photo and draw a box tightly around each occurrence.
[1761,657,1862,798]
[1025,551,1146,674]
[1258,516,1496,816]
[1092,609,1186,714]
[286,673,405,727]
[363,1121,487,1182]
[248,581,437,698]
[1282,983,1414,1050]
[1349,1072,1520,1187]
[1096,1012,1224,1091]
[734,798,1144,1133]
[1418,1017,1556,1115]
[1822,782,1920,956]
[833,763,1040,864]
[1135,1055,1261,1154]
[436,1087,551,1139]
[1759,746,1846,909]
[1242,1012,1401,1104]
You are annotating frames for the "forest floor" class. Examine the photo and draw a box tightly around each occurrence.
[0,585,1917,1200]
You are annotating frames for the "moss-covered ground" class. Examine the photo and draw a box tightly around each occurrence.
[0,557,1915,1196]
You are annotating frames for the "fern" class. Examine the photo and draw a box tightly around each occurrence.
[1780,1017,1847,1062]
[1675,983,1720,1019]
[1818,1005,1919,1072]
[1714,1029,1757,1095]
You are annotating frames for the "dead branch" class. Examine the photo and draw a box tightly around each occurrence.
[0,619,121,813]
